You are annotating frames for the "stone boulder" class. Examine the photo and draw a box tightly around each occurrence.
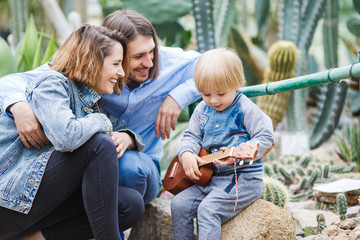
[128,195,173,240]
[129,195,296,240]
[221,199,296,240]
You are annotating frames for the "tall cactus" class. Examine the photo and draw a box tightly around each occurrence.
[8,0,29,46]
[279,0,326,132]
[310,0,348,149]
[192,0,216,53]
[256,40,298,130]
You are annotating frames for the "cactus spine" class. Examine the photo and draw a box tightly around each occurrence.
[336,193,347,220]
[256,40,298,130]
[261,175,289,208]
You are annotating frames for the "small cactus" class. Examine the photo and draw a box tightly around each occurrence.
[316,213,327,231]
[336,193,347,220]
[323,164,330,179]
[261,175,289,208]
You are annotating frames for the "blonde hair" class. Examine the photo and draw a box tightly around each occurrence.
[49,24,128,94]
[195,48,245,93]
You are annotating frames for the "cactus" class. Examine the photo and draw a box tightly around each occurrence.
[256,41,298,130]
[263,152,357,200]
[300,155,311,168]
[214,0,236,48]
[280,0,327,132]
[264,165,273,177]
[299,178,308,191]
[261,175,289,208]
[307,170,319,188]
[228,25,265,86]
[323,164,330,179]
[335,123,360,170]
[8,0,29,46]
[254,0,270,45]
[192,0,216,53]
[296,167,305,177]
[336,193,347,220]
[316,213,327,231]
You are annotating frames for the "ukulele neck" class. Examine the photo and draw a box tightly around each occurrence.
[198,148,234,167]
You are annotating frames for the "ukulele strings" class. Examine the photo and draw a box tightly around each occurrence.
[233,158,238,212]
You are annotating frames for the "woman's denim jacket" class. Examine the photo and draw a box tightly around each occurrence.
[0,69,143,214]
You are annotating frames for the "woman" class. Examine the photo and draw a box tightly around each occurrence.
[0,24,143,240]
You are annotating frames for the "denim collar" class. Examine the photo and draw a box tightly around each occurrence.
[75,82,101,107]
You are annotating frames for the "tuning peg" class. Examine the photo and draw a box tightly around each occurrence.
[249,160,253,165]
[239,160,244,165]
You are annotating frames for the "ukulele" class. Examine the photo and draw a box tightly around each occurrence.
[163,142,259,195]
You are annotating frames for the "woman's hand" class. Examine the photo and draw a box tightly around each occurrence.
[110,132,135,158]
[181,151,205,181]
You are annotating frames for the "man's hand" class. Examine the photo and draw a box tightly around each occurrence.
[181,151,205,181]
[155,96,181,140]
[111,132,135,158]
[9,101,49,149]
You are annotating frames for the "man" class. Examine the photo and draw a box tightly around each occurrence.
[0,10,201,205]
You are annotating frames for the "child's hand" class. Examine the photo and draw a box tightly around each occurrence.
[214,147,235,166]
[213,157,235,165]
[181,151,205,181]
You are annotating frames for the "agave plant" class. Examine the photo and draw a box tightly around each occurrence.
[335,122,360,170]
[0,15,57,77]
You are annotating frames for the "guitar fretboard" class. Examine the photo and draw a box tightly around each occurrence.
[199,148,233,167]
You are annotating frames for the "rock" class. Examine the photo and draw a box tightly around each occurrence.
[290,208,340,229]
[128,195,173,240]
[347,206,360,219]
[220,199,296,240]
[313,179,360,205]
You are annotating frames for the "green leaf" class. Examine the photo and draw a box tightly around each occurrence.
[0,37,17,77]
[32,28,44,69]
[17,15,39,72]
[41,32,56,64]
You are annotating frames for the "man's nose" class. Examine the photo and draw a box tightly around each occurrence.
[142,54,153,68]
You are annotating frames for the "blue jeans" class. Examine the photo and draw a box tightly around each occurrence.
[118,150,162,204]
[171,173,263,240]
[0,133,122,240]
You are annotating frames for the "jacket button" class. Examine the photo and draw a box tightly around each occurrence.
[29,179,34,185]
[40,154,45,158]
[19,205,24,210]
[215,124,219,128]
[83,107,89,112]
[213,139,217,143]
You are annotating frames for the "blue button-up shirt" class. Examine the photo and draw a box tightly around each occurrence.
[101,47,202,161]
